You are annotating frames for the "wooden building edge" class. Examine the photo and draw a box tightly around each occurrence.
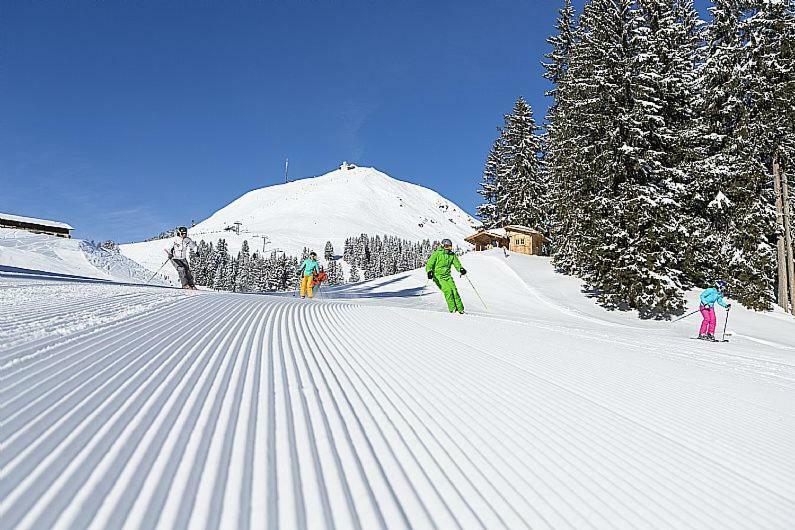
[0,212,74,238]
[465,225,550,256]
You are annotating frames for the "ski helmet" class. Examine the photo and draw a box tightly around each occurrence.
[441,238,453,247]
[177,226,188,236]
[715,279,727,291]
[309,251,317,257]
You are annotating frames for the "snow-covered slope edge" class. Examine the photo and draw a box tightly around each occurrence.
[0,228,165,284]
[120,165,479,278]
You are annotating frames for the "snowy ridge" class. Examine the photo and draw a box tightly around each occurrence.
[120,165,479,283]
[0,228,165,284]
[2,252,794,528]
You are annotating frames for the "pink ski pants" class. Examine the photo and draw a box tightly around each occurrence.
[699,305,716,335]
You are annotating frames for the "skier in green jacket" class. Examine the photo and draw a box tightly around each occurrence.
[426,238,467,314]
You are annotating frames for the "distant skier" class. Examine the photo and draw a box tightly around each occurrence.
[426,238,467,314]
[698,280,731,341]
[165,226,198,289]
[299,251,320,298]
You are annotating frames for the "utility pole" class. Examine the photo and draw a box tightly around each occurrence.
[774,151,795,315]
[285,158,289,183]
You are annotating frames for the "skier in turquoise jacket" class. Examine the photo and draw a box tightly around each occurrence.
[426,238,467,314]
[298,252,320,298]
[698,280,731,341]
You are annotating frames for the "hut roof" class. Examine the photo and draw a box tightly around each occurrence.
[503,225,542,235]
[0,212,74,230]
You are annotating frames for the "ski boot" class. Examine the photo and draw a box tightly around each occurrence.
[705,334,718,342]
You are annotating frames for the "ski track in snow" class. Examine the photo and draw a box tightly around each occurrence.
[2,277,795,528]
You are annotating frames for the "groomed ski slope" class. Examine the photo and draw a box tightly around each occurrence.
[2,250,794,529]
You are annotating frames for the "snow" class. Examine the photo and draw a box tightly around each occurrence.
[481,227,508,238]
[2,249,794,528]
[120,166,480,281]
[709,191,733,209]
[0,228,166,285]
[0,212,74,230]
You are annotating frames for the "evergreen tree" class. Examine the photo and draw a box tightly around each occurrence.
[543,0,576,121]
[733,0,795,308]
[324,241,334,261]
[550,0,689,316]
[349,264,361,283]
[497,97,548,230]
[545,0,581,271]
[191,240,211,286]
[235,240,252,292]
[212,239,231,290]
[686,0,792,309]
[476,133,505,228]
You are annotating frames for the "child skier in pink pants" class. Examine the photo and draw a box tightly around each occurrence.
[698,280,731,341]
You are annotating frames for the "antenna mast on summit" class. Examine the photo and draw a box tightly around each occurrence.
[284,158,289,183]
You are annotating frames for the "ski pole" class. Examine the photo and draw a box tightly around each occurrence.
[721,306,731,342]
[671,308,700,323]
[464,274,488,311]
[146,258,171,285]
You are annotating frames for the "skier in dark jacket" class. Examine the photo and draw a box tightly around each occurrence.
[426,238,467,313]
[165,226,198,289]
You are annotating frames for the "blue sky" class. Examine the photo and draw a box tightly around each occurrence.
[1,0,710,242]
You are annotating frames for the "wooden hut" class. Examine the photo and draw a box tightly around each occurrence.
[465,225,549,256]
[0,212,74,238]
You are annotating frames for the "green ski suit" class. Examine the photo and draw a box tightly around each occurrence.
[425,246,464,313]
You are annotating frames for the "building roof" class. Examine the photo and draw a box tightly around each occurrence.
[465,228,508,243]
[0,212,74,230]
[502,225,543,235]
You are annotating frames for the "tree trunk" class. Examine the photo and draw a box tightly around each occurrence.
[774,154,789,310]
[781,161,795,316]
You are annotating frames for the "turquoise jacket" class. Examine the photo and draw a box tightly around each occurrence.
[301,258,319,276]
[425,247,462,281]
[700,287,728,308]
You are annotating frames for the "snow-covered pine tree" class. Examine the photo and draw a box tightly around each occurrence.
[221,257,236,292]
[191,240,211,286]
[543,0,576,121]
[553,0,690,317]
[212,239,232,291]
[544,0,578,265]
[349,264,361,283]
[285,256,299,290]
[685,0,790,309]
[210,238,230,290]
[549,0,636,291]
[607,0,703,313]
[324,241,334,261]
[250,253,267,292]
[476,134,505,229]
[235,240,252,292]
[326,258,345,286]
[343,237,354,263]
[496,97,548,231]
[683,0,746,288]
[734,0,795,309]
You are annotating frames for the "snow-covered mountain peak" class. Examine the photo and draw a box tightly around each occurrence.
[121,164,480,277]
